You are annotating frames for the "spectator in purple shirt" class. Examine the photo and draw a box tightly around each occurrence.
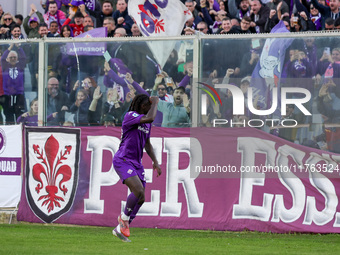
[112,94,161,242]
[1,43,26,124]
[17,98,56,126]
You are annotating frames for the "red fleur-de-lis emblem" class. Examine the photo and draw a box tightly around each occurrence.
[32,135,72,213]
[154,19,165,33]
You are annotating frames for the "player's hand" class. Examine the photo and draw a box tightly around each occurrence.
[153,162,161,177]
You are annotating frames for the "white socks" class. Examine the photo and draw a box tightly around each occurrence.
[121,212,130,221]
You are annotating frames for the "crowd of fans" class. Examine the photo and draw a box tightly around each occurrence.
[1,0,340,153]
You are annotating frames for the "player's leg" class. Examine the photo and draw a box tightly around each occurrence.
[118,175,145,237]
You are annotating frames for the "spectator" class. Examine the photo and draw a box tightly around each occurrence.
[334,17,340,29]
[249,0,270,33]
[150,72,174,126]
[47,21,60,37]
[17,98,56,126]
[239,39,263,77]
[114,27,127,37]
[185,0,203,29]
[266,0,289,24]
[83,15,94,27]
[324,17,335,30]
[311,0,340,22]
[230,16,252,33]
[0,5,4,20]
[317,78,340,152]
[290,13,315,32]
[228,0,251,20]
[103,17,116,37]
[43,0,70,15]
[0,13,16,39]
[131,23,141,36]
[23,4,44,38]
[113,0,134,35]
[309,3,323,30]
[101,87,128,126]
[8,24,24,39]
[196,21,210,34]
[60,24,73,37]
[87,0,114,28]
[215,17,232,34]
[27,23,49,92]
[46,77,69,126]
[43,0,66,33]
[1,44,27,124]
[69,89,92,126]
[15,14,23,26]
[70,76,103,123]
[295,0,323,30]
[157,86,191,127]
[63,5,88,36]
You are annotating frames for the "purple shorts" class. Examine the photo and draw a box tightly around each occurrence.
[113,158,146,186]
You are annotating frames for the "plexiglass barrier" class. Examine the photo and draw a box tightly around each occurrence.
[0,33,340,153]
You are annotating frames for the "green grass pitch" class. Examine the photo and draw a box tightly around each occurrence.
[1,223,340,255]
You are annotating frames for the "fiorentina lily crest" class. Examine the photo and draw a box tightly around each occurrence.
[25,128,80,223]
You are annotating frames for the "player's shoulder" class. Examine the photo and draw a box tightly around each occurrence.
[123,111,143,123]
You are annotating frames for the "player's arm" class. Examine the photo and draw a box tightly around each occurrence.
[140,96,159,123]
[145,138,161,177]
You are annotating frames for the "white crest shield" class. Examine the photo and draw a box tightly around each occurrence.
[25,127,80,223]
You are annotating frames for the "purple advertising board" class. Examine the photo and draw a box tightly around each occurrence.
[17,126,340,233]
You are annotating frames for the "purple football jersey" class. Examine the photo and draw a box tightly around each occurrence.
[114,111,151,167]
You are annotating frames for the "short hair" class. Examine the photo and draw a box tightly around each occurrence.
[242,16,251,23]
[50,20,58,26]
[11,24,21,31]
[222,17,231,22]
[334,17,340,27]
[104,16,115,24]
[103,0,113,7]
[38,23,48,29]
[15,14,23,22]
[325,17,335,26]
[49,1,58,6]
[197,21,207,28]
[115,27,126,36]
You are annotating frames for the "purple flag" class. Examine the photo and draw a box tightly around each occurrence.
[67,27,107,56]
[70,0,85,6]
[69,0,96,11]
[250,21,293,116]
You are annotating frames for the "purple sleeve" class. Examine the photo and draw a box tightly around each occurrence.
[213,0,220,11]
[178,75,190,88]
[47,113,55,122]
[103,74,114,88]
[132,81,149,95]
[107,69,127,87]
[123,111,144,128]
[16,115,24,123]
